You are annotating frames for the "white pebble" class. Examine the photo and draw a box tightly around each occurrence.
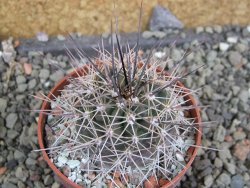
[58,156,68,164]
[154,51,166,58]
[36,32,49,42]
[67,160,80,169]
[219,42,230,51]
[227,37,238,43]
[176,152,184,161]
[247,25,250,32]
[85,179,91,184]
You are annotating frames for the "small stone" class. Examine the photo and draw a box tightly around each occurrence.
[28,79,37,89]
[14,150,26,162]
[25,157,37,166]
[204,174,213,187]
[142,31,154,39]
[2,182,17,188]
[0,98,7,114]
[7,129,19,139]
[37,32,49,42]
[0,119,7,138]
[213,125,226,142]
[62,165,70,176]
[16,75,26,84]
[23,63,32,75]
[214,158,223,168]
[233,139,250,161]
[231,175,244,188]
[242,26,250,37]
[57,34,66,40]
[228,51,243,66]
[153,31,166,39]
[196,26,204,33]
[216,173,231,186]
[219,42,230,51]
[15,166,29,181]
[206,51,217,62]
[67,160,80,169]
[150,5,183,31]
[233,131,246,141]
[176,152,184,161]
[231,86,240,96]
[218,148,232,162]
[213,25,222,33]
[6,159,18,169]
[227,36,238,43]
[224,162,236,175]
[0,166,7,175]
[44,175,54,186]
[6,113,18,129]
[39,69,50,80]
[154,51,166,59]
[17,181,25,188]
[50,70,64,82]
[17,84,28,92]
[205,27,213,33]
[238,90,249,102]
[51,182,61,188]
[57,155,68,165]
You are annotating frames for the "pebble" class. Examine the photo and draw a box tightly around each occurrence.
[15,166,29,181]
[17,83,28,92]
[213,125,226,142]
[23,63,32,75]
[228,51,243,66]
[16,75,26,84]
[204,174,213,187]
[142,31,154,39]
[233,131,246,141]
[2,182,18,188]
[57,34,66,41]
[219,42,230,51]
[0,98,7,114]
[39,69,50,80]
[50,70,64,82]
[7,129,19,139]
[44,175,54,185]
[238,90,249,102]
[216,173,231,186]
[233,140,250,161]
[28,79,37,90]
[227,36,238,43]
[214,158,223,168]
[224,162,236,175]
[231,175,244,188]
[67,160,80,169]
[6,113,18,129]
[36,32,49,42]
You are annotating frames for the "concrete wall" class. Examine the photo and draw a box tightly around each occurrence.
[0,0,249,38]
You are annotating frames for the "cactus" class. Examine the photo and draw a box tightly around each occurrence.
[41,33,201,187]
[39,6,201,187]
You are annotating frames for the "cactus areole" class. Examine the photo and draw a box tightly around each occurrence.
[38,46,202,187]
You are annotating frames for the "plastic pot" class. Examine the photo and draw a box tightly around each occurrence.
[38,65,202,188]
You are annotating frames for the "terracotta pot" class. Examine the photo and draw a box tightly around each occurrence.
[38,65,202,188]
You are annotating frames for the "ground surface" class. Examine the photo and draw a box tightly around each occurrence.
[0,26,250,188]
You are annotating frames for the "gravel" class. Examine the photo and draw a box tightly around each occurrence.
[1,25,250,187]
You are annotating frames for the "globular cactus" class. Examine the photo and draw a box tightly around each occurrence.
[43,32,200,187]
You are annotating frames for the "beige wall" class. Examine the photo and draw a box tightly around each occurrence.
[0,0,249,39]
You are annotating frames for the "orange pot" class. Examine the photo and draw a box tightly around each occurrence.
[38,65,202,188]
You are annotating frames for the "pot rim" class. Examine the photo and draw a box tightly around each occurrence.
[37,65,202,188]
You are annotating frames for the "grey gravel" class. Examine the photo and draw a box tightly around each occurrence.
[213,125,226,142]
[0,98,7,114]
[39,69,50,80]
[17,83,28,92]
[16,75,26,84]
[216,173,231,186]
[49,70,64,82]
[231,174,244,188]
[228,51,242,66]
[28,79,37,89]
[224,162,236,175]
[6,113,18,129]
[2,182,18,188]
[204,174,213,187]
